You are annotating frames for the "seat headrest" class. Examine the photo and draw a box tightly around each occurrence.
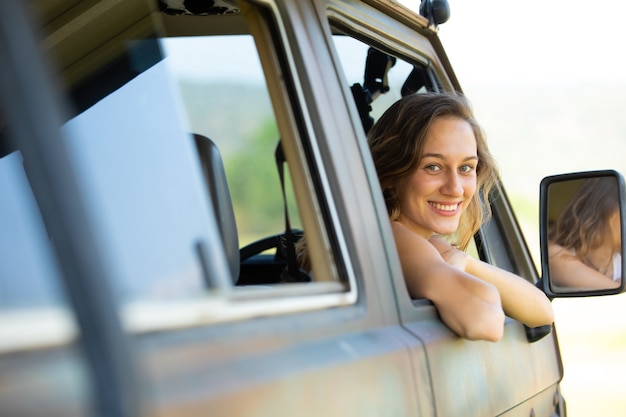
[193,134,239,282]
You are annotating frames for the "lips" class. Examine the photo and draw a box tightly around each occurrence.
[428,201,461,215]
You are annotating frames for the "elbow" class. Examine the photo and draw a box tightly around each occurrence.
[463,284,506,342]
[465,326,504,343]
[434,282,506,342]
[467,329,503,343]
[440,301,505,342]
[461,306,506,342]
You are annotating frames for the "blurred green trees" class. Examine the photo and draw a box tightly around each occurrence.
[178,80,301,245]
[225,118,301,243]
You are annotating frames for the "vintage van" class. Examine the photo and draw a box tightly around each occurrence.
[0,0,623,416]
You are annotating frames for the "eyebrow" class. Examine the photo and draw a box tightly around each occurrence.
[421,153,479,161]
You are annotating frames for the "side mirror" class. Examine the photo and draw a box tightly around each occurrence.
[540,170,626,297]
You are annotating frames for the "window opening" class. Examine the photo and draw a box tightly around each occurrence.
[331,33,437,133]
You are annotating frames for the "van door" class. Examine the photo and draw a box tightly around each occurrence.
[322,2,565,415]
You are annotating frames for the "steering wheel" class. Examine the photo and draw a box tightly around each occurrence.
[239,233,286,262]
[238,230,308,285]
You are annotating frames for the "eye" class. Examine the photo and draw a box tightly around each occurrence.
[425,164,441,172]
[459,164,475,174]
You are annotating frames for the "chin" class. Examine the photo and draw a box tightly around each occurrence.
[434,223,460,236]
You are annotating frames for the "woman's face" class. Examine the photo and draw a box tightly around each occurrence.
[396,116,478,238]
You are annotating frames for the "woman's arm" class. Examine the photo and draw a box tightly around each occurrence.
[548,243,620,290]
[430,236,554,328]
[465,256,554,328]
[392,222,505,341]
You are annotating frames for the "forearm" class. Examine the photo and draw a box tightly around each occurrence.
[419,265,505,341]
[549,254,620,289]
[466,257,554,328]
[436,300,504,341]
[398,229,506,341]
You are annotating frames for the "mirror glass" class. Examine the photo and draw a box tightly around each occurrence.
[542,171,625,295]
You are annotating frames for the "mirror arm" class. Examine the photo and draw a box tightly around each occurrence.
[525,324,553,343]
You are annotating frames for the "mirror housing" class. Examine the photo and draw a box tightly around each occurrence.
[540,170,626,297]
[419,0,450,26]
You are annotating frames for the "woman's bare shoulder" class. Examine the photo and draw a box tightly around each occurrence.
[391,220,426,241]
[391,221,436,252]
[390,220,446,272]
[548,242,576,260]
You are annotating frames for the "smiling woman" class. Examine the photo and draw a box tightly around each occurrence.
[368,93,496,250]
[368,92,554,340]
[393,116,478,239]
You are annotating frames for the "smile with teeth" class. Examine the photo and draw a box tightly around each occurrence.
[429,201,461,212]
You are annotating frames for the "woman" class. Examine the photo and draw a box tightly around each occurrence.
[298,92,554,341]
[548,177,622,290]
[368,92,553,341]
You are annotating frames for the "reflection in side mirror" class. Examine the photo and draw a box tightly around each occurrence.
[540,170,626,297]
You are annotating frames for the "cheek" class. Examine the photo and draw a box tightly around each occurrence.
[404,172,430,197]
[463,176,478,197]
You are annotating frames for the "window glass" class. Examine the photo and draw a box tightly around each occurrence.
[63,59,212,302]
[161,35,301,247]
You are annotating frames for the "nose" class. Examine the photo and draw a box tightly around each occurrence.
[441,171,464,197]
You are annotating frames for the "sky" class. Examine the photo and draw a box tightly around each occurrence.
[404,0,626,87]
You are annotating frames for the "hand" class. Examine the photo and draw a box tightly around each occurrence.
[428,235,470,272]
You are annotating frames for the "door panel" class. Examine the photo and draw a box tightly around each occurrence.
[141,325,424,417]
[405,314,562,415]
[498,385,562,417]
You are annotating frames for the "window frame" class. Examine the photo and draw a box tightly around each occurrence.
[109,1,364,334]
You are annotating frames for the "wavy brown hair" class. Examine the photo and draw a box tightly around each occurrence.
[367,92,499,250]
[549,177,619,259]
